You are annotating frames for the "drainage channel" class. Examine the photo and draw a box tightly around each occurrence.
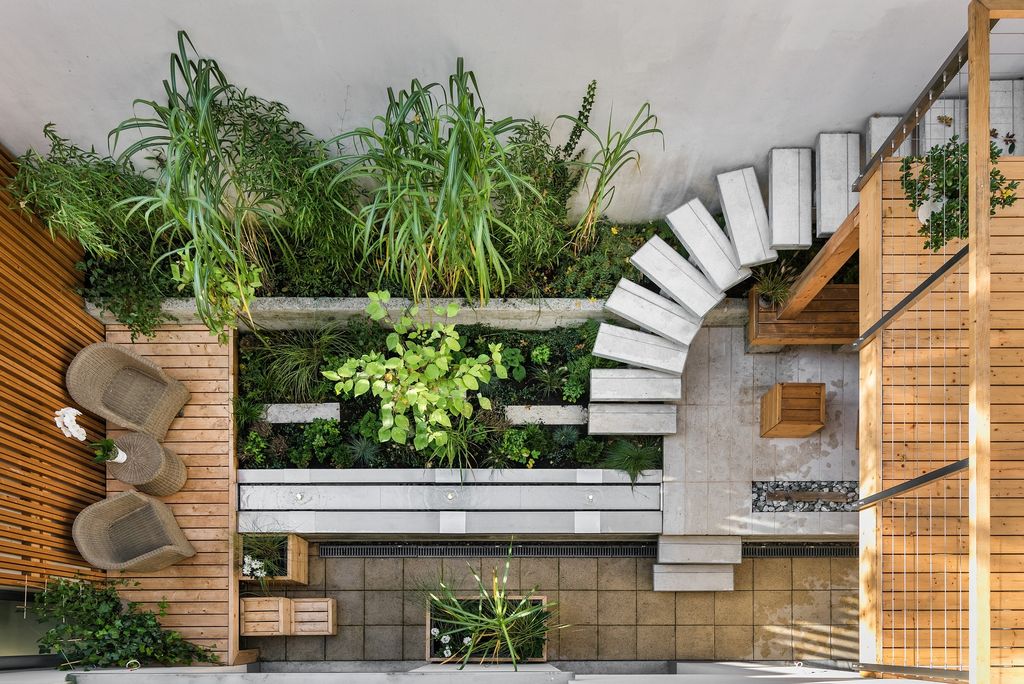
[318,541,858,558]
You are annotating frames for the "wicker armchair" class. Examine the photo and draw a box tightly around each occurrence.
[66,342,190,439]
[72,491,195,572]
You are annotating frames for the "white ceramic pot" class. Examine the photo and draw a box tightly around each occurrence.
[110,447,128,464]
[917,195,947,224]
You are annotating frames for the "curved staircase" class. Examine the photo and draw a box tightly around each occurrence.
[588,133,864,590]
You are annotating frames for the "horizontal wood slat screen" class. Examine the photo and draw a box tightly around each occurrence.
[0,144,106,590]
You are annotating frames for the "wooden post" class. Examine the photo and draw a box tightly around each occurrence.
[967,2,992,682]
[857,167,883,672]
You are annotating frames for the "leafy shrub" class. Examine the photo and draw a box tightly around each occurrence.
[240,431,269,468]
[293,419,347,468]
[529,344,551,366]
[33,578,217,669]
[572,437,606,467]
[325,292,505,450]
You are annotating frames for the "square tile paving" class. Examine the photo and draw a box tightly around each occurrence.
[243,552,858,663]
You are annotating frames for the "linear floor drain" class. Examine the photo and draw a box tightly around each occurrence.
[743,541,858,558]
[319,542,657,558]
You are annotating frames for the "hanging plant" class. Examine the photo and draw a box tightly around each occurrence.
[899,134,1019,252]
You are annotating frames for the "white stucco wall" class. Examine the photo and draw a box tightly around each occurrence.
[0,0,970,220]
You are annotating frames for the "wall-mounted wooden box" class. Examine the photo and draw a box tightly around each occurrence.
[759,382,825,438]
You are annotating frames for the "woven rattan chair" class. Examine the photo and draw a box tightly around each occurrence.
[72,491,195,572]
[110,432,187,496]
[66,342,190,440]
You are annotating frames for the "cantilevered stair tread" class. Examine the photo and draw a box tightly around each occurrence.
[630,235,724,318]
[768,148,813,249]
[666,198,751,292]
[587,403,677,436]
[652,563,734,592]
[605,278,701,347]
[590,368,682,402]
[592,323,687,375]
[717,167,777,267]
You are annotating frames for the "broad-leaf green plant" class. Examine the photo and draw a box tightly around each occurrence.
[324,291,506,451]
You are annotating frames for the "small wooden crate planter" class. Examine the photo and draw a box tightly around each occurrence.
[759,382,825,438]
[425,596,548,663]
[240,596,336,637]
[240,533,309,586]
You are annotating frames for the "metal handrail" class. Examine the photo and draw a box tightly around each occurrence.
[855,458,968,510]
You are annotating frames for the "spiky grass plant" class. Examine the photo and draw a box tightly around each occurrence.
[752,260,796,308]
[427,551,561,669]
[244,324,354,403]
[600,438,661,484]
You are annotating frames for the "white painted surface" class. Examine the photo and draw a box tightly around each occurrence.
[0,1,970,221]
[768,148,813,249]
[605,278,702,347]
[630,236,724,318]
[716,167,776,266]
[666,199,751,291]
[814,132,860,236]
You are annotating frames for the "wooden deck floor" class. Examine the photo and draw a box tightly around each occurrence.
[104,324,240,664]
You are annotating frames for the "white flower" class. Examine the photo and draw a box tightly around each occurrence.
[54,407,86,441]
[443,648,452,658]
[463,637,471,645]
[430,627,439,637]
[242,554,267,578]
[440,634,450,644]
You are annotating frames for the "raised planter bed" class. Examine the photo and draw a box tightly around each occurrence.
[426,596,549,663]
[237,468,662,536]
[240,533,309,586]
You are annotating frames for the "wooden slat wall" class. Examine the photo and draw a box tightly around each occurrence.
[104,324,239,664]
[877,158,1024,674]
[747,283,859,346]
[0,145,107,590]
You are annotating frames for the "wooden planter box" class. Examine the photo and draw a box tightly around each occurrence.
[240,533,309,586]
[760,382,826,438]
[425,596,548,663]
[240,596,336,637]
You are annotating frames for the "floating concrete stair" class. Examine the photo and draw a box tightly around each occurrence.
[917,99,965,154]
[590,368,682,402]
[605,278,701,347]
[652,563,734,592]
[866,115,912,157]
[717,167,776,266]
[630,236,724,318]
[815,132,860,237]
[990,80,1024,155]
[592,323,687,375]
[768,148,813,249]
[587,403,677,436]
[657,535,742,564]
[666,199,751,292]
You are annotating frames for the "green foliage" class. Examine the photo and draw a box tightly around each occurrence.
[351,410,383,439]
[552,425,580,448]
[240,431,269,468]
[600,439,661,484]
[233,396,264,435]
[499,424,548,468]
[546,222,657,298]
[91,438,120,464]
[501,347,527,382]
[294,419,346,468]
[321,59,540,303]
[428,551,560,669]
[532,365,567,399]
[752,260,796,307]
[900,135,1019,251]
[427,417,492,470]
[243,324,354,403]
[529,344,551,366]
[33,577,217,670]
[572,437,606,467]
[344,435,383,468]
[325,292,505,451]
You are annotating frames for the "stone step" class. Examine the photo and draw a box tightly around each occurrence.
[814,132,860,237]
[592,323,687,375]
[768,148,813,250]
[716,167,777,266]
[866,115,912,158]
[666,199,751,292]
[630,236,724,318]
[991,80,1024,155]
[917,98,965,155]
[587,403,677,436]
[590,368,682,402]
[657,535,742,564]
[652,563,734,592]
[605,278,701,347]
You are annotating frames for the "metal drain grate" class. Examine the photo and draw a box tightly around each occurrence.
[319,542,657,558]
[743,541,858,558]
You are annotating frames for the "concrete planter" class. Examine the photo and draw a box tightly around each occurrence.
[237,468,662,536]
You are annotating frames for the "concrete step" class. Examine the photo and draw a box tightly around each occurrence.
[605,278,701,347]
[917,98,965,154]
[991,80,1024,155]
[716,167,777,266]
[666,199,751,292]
[587,403,677,436]
[768,148,813,249]
[657,535,742,564]
[815,132,860,237]
[866,115,912,157]
[652,563,734,592]
[630,236,724,318]
[592,322,687,375]
[590,368,682,402]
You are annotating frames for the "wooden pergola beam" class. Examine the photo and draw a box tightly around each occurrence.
[777,206,859,320]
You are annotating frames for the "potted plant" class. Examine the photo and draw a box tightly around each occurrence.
[54,407,127,463]
[752,261,795,309]
[900,134,1019,252]
[238,533,308,587]
[425,553,562,669]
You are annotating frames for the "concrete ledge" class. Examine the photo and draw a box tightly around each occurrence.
[238,468,662,485]
[263,403,339,423]
[504,405,587,425]
[87,296,748,330]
